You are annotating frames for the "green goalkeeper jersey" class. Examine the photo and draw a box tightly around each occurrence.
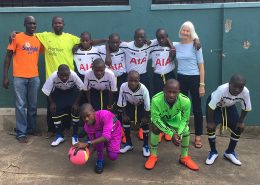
[151,92,191,137]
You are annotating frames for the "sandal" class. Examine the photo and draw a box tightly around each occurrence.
[194,136,203,148]
[17,136,28,143]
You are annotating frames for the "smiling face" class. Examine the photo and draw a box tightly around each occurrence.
[134,29,146,48]
[52,17,64,35]
[164,80,180,104]
[24,16,37,35]
[180,25,191,41]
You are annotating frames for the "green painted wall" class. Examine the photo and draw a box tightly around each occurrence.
[0,0,259,124]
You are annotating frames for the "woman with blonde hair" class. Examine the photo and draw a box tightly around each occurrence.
[174,21,205,148]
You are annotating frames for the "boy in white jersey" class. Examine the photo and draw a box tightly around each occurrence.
[150,29,176,141]
[107,28,153,139]
[205,74,251,166]
[42,64,84,146]
[98,33,127,101]
[83,58,117,111]
[117,70,151,157]
[73,32,101,81]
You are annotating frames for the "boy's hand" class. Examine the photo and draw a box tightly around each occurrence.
[74,141,87,149]
[122,114,130,123]
[172,133,181,146]
[145,39,151,45]
[193,38,201,50]
[49,103,56,115]
[2,76,9,89]
[71,104,79,114]
[236,123,245,133]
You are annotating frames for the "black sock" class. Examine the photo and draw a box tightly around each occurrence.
[142,124,149,146]
[208,132,217,152]
[123,124,132,146]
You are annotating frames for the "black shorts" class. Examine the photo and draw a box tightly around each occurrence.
[124,103,145,123]
[152,71,175,96]
[50,86,79,117]
[205,95,239,131]
[89,88,111,111]
[140,73,150,92]
[114,73,127,102]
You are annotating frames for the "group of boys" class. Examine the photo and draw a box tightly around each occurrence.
[3,16,252,173]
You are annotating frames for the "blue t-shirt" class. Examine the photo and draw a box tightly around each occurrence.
[173,42,204,75]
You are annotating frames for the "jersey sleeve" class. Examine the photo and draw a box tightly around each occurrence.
[102,112,113,141]
[70,34,80,45]
[150,39,158,46]
[151,98,174,137]
[110,72,117,92]
[7,38,16,51]
[119,41,128,48]
[196,48,204,64]
[208,88,223,110]
[143,86,150,111]
[35,32,49,47]
[241,89,252,111]
[177,98,191,135]
[42,73,55,96]
[117,84,126,107]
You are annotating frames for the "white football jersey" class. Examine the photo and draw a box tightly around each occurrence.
[120,41,154,74]
[98,45,126,77]
[149,39,175,75]
[83,68,117,92]
[209,83,252,111]
[73,47,101,75]
[117,82,150,111]
[42,70,83,96]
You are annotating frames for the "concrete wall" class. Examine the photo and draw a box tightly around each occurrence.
[0,0,259,124]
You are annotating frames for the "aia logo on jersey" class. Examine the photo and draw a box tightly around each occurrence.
[80,63,92,71]
[130,57,146,65]
[155,58,170,66]
[110,63,123,71]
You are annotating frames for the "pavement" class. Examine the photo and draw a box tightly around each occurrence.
[0,129,260,185]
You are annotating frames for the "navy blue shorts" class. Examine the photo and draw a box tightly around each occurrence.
[89,88,111,111]
[205,95,239,131]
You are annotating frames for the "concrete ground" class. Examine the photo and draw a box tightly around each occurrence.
[0,129,260,185]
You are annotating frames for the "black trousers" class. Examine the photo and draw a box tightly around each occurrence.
[177,74,203,136]
[152,71,175,96]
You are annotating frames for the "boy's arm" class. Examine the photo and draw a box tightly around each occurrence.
[236,110,248,133]
[92,39,108,46]
[105,44,112,66]
[2,50,13,89]
[177,99,191,136]
[47,95,56,114]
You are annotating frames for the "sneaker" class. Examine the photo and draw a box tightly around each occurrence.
[51,135,65,147]
[95,160,104,174]
[224,152,242,166]
[138,128,143,140]
[164,134,172,141]
[145,154,158,170]
[120,144,134,153]
[206,151,219,165]
[143,145,150,157]
[179,156,199,171]
[72,135,79,145]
